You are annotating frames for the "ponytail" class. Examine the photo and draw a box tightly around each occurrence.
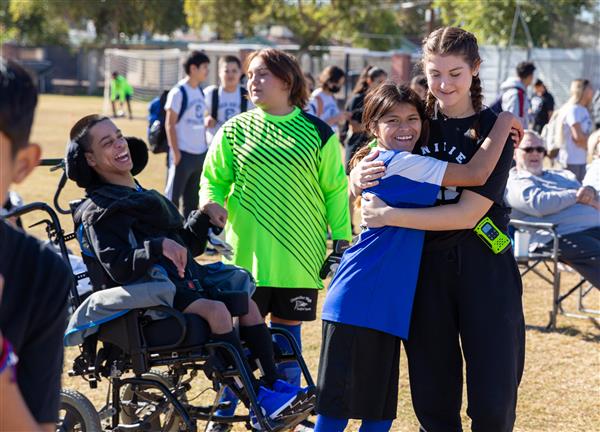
[467,74,483,140]
[470,74,483,114]
[425,90,437,118]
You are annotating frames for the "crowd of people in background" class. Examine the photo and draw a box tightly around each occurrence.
[1,23,600,432]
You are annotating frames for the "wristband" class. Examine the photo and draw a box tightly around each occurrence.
[0,338,18,381]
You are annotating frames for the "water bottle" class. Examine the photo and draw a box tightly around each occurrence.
[514,229,531,259]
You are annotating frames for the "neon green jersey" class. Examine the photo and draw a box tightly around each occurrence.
[110,75,133,101]
[200,107,352,289]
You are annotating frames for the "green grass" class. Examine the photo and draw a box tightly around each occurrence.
[13,95,600,431]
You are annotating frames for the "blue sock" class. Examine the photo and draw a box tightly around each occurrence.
[214,385,238,417]
[359,419,393,432]
[270,322,302,352]
[270,322,302,386]
[315,414,349,432]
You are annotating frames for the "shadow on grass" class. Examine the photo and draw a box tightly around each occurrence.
[525,318,600,343]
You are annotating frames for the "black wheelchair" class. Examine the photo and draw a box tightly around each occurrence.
[6,159,315,432]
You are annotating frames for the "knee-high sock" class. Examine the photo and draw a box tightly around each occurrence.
[239,324,280,386]
[315,415,348,432]
[271,322,302,386]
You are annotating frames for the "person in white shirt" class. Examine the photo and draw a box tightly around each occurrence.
[204,55,254,146]
[164,51,210,218]
[306,65,350,131]
[556,79,595,181]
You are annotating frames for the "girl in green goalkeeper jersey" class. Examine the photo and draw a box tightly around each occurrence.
[200,49,351,402]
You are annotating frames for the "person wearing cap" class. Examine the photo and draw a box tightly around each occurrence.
[65,115,315,424]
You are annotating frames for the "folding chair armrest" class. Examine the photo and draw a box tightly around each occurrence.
[509,219,557,232]
[510,219,561,259]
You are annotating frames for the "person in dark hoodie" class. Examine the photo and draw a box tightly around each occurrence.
[65,114,314,429]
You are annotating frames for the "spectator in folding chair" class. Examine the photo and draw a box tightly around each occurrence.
[505,130,600,288]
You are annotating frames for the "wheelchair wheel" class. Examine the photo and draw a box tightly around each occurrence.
[120,370,187,431]
[57,389,102,432]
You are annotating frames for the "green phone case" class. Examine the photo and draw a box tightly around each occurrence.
[474,217,511,254]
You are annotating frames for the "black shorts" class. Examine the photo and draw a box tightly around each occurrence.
[316,320,401,420]
[252,287,318,321]
[173,287,206,311]
[114,94,132,102]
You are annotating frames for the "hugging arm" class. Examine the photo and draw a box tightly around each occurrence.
[349,111,522,196]
[361,190,493,231]
[441,112,521,186]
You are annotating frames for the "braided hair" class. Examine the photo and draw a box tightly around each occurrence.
[421,27,484,138]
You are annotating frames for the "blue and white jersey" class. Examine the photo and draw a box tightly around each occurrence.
[322,149,447,338]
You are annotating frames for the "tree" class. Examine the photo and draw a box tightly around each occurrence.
[62,0,187,42]
[184,0,406,51]
[434,0,596,48]
[1,0,186,46]
[1,0,68,45]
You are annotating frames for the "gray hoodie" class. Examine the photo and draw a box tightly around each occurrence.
[505,167,600,245]
[500,77,530,129]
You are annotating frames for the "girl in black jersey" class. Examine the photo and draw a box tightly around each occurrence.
[342,65,388,170]
[352,27,525,432]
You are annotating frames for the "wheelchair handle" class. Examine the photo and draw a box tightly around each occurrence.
[2,201,80,306]
[36,158,71,215]
[39,158,64,168]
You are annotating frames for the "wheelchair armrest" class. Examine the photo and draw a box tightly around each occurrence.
[141,305,188,351]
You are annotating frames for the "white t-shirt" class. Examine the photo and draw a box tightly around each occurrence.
[307,89,340,130]
[164,80,207,155]
[560,104,592,165]
[583,159,600,191]
[204,85,254,145]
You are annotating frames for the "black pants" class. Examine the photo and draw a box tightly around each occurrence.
[404,234,525,432]
[165,150,206,218]
[538,227,600,288]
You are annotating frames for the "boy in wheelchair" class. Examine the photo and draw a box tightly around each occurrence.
[65,114,314,428]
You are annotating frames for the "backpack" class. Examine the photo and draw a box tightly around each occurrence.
[210,86,249,120]
[541,109,565,159]
[147,85,190,154]
[490,86,525,116]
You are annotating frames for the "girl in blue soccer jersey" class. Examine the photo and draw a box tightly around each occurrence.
[315,82,521,432]
[354,28,526,432]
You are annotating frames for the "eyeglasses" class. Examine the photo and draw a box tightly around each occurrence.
[519,146,546,154]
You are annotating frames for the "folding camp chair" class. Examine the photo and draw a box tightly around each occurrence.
[510,219,599,329]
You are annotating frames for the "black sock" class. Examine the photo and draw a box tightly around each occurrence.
[211,330,260,393]
[240,324,280,387]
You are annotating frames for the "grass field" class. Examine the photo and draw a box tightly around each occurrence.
[13,95,600,431]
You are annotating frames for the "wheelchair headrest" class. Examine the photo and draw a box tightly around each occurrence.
[66,136,149,189]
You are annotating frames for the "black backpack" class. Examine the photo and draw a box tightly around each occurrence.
[211,86,249,120]
[148,85,190,154]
